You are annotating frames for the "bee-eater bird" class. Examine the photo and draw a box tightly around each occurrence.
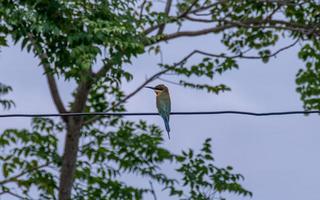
[145,84,171,139]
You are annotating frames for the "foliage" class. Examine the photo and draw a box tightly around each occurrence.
[1,0,320,199]
[0,118,61,199]
[296,41,320,110]
[0,83,15,110]
[0,118,250,200]
[175,138,252,200]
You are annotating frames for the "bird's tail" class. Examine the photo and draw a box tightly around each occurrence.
[164,118,170,139]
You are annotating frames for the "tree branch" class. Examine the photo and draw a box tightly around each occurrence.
[220,18,320,36]
[258,0,303,6]
[0,190,29,200]
[190,39,299,60]
[178,0,200,18]
[185,15,215,23]
[131,39,299,108]
[45,70,68,114]
[157,77,181,86]
[0,163,49,185]
[70,80,92,113]
[156,24,234,42]
[154,16,319,44]
[139,0,147,21]
[93,61,113,80]
[83,49,202,125]
[143,0,200,35]
[190,1,223,15]
[83,68,169,125]
[27,33,68,122]
[157,0,173,35]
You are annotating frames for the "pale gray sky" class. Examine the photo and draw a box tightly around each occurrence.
[1,29,320,200]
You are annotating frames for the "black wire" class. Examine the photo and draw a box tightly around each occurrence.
[0,110,319,118]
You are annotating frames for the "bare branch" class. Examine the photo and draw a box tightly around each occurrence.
[189,39,299,60]
[157,77,181,86]
[185,15,215,23]
[157,24,234,42]
[27,33,68,122]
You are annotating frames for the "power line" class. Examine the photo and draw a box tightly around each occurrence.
[0,110,319,118]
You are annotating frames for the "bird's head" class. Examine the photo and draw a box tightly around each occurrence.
[145,84,168,96]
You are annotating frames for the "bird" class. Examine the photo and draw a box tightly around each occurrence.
[145,84,171,139]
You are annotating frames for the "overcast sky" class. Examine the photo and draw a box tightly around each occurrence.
[1,23,320,200]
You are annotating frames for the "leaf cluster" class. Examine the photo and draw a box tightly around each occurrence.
[175,138,252,200]
[0,118,62,199]
[0,118,251,200]
[0,82,15,110]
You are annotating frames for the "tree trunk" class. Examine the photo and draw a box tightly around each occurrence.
[58,117,82,200]
[58,81,90,200]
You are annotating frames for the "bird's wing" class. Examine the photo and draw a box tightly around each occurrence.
[157,96,171,120]
[158,103,170,119]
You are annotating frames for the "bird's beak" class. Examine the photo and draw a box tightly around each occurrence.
[145,86,156,90]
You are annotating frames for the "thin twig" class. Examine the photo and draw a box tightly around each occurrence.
[144,0,200,35]
[155,24,234,42]
[190,39,299,60]
[139,0,147,21]
[0,163,49,185]
[157,77,181,86]
[157,0,173,35]
[0,190,29,199]
[185,15,215,23]
[149,181,157,200]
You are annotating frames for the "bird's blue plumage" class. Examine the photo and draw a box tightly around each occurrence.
[146,84,171,139]
[156,90,171,139]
